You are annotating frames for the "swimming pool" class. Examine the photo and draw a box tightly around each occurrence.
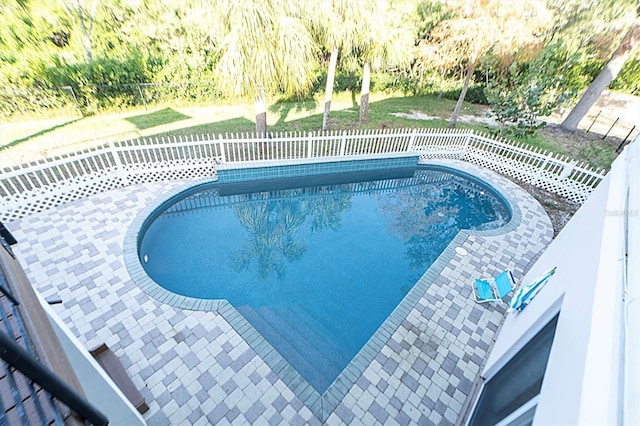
[138,165,510,394]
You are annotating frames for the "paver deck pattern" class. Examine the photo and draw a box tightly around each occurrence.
[9,159,553,425]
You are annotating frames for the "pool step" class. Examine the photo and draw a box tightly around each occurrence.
[252,305,344,389]
[284,305,351,368]
[256,306,346,371]
[236,305,330,392]
[236,305,344,393]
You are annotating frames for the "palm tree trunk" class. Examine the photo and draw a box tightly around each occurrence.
[449,56,478,128]
[359,61,371,123]
[560,17,640,132]
[322,46,339,131]
[254,91,267,135]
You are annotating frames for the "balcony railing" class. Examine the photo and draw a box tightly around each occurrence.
[0,227,108,425]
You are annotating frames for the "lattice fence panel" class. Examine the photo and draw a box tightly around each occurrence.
[124,165,217,186]
[1,174,125,222]
[463,135,604,204]
[1,129,606,222]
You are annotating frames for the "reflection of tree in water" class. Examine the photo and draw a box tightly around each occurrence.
[230,189,352,280]
[377,172,508,272]
[308,187,352,232]
[230,200,305,280]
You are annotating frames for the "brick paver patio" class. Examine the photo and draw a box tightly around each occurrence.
[10,159,553,425]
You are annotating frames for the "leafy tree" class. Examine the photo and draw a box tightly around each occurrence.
[214,0,318,134]
[413,0,455,40]
[409,0,457,97]
[59,0,100,66]
[486,42,577,137]
[413,39,459,99]
[130,0,220,82]
[0,0,71,85]
[610,52,640,93]
[427,0,551,128]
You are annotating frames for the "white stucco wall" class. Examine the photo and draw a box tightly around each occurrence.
[481,139,635,425]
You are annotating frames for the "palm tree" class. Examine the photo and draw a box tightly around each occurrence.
[215,0,317,134]
[312,0,360,130]
[427,0,551,128]
[354,0,413,123]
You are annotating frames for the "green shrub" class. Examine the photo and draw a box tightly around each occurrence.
[610,57,640,95]
[440,84,489,105]
[485,45,577,138]
[0,87,74,118]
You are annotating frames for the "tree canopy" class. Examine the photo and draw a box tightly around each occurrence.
[1,0,638,135]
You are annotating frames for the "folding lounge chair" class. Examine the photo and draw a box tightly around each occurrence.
[473,270,516,303]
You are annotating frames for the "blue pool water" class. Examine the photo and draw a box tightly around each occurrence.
[139,166,510,393]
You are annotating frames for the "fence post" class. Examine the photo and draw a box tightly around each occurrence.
[407,128,417,152]
[559,160,576,180]
[218,134,227,163]
[307,132,314,159]
[534,152,552,186]
[602,117,619,140]
[340,131,347,156]
[109,141,129,186]
[586,110,601,133]
[462,130,473,159]
[617,125,636,153]
[65,86,84,117]
[136,84,148,110]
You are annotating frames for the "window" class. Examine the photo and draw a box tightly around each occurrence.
[469,315,559,426]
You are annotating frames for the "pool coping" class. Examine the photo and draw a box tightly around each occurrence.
[123,155,525,421]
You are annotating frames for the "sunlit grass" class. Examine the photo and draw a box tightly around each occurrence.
[0,91,618,170]
[2,91,471,163]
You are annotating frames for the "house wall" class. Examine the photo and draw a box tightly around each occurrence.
[41,298,146,426]
[481,139,635,425]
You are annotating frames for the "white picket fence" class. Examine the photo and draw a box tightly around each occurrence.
[0,128,606,222]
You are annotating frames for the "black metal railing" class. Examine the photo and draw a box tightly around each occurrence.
[0,224,108,425]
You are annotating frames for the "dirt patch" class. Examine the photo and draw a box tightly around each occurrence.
[537,124,623,170]
[391,110,498,126]
[509,176,580,237]
[391,111,439,121]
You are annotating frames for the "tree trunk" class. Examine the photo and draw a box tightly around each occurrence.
[449,56,478,128]
[83,32,93,65]
[560,17,640,132]
[437,69,445,100]
[359,61,371,123]
[254,92,267,135]
[322,46,339,131]
[76,1,97,66]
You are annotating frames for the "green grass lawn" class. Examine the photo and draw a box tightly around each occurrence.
[0,91,618,170]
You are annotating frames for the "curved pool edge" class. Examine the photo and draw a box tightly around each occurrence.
[122,158,553,421]
[124,158,528,312]
[123,175,223,312]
